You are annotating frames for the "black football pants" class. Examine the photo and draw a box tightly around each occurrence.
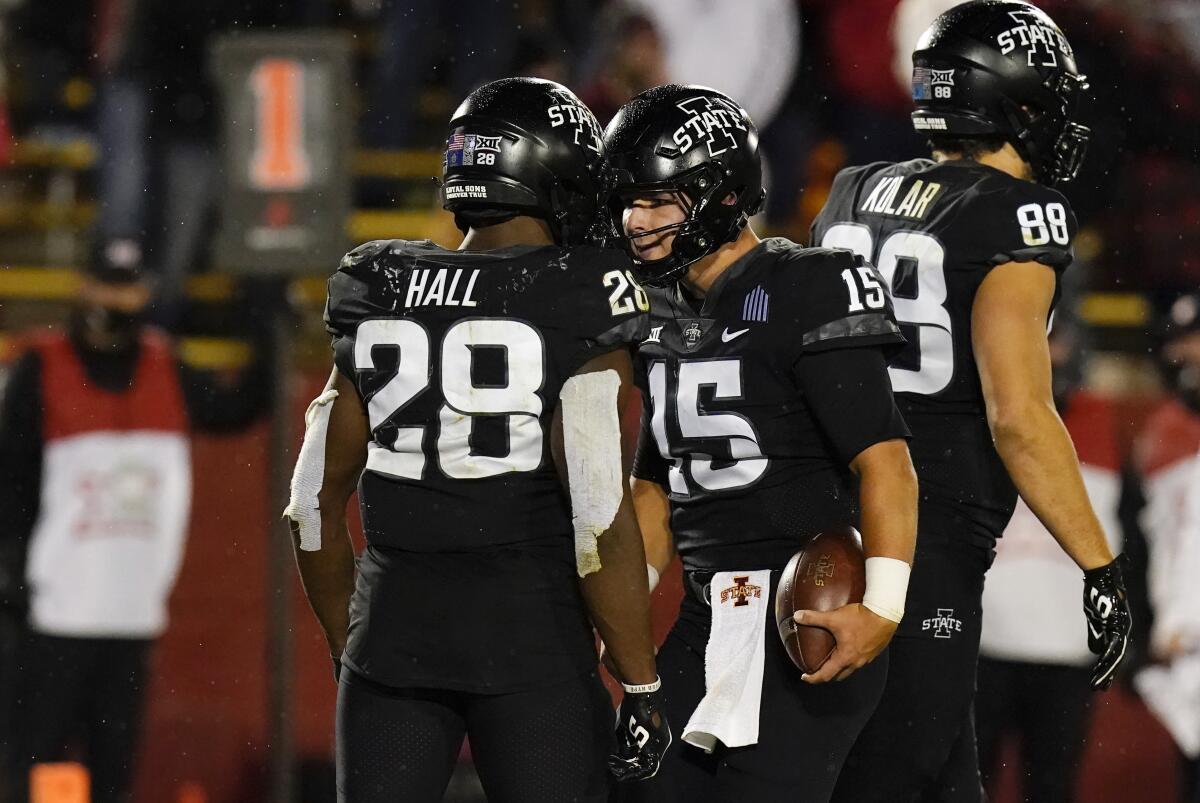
[336,665,613,803]
[975,658,1093,803]
[832,540,990,803]
[616,572,888,803]
[10,631,151,803]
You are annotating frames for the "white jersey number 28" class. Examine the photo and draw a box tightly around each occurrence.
[355,318,544,480]
[821,224,953,395]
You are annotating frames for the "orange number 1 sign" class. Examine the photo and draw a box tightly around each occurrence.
[249,58,311,191]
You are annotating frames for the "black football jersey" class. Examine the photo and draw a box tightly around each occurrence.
[325,239,648,553]
[632,238,909,572]
[811,158,1078,549]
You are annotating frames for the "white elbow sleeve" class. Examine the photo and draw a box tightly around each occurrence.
[561,370,624,578]
[284,388,339,551]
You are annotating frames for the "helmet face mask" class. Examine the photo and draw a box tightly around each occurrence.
[910,0,1091,185]
[602,85,765,287]
[606,162,746,286]
[441,78,606,247]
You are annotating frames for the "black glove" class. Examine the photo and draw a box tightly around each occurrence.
[609,677,672,782]
[1083,554,1133,690]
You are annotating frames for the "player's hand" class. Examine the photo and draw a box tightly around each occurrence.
[794,603,897,684]
[1083,554,1132,690]
[609,677,672,782]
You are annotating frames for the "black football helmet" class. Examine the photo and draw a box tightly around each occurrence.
[603,84,765,287]
[911,0,1090,184]
[441,77,606,247]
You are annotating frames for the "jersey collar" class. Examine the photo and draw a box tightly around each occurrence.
[669,239,776,318]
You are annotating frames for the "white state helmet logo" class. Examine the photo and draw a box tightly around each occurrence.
[670,95,748,158]
[547,90,603,154]
[996,8,1073,68]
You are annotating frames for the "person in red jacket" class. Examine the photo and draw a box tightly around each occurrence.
[0,242,264,803]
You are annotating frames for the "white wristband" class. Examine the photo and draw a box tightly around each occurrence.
[622,676,662,694]
[862,557,911,624]
[647,563,661,593]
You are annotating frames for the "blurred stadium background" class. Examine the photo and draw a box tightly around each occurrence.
[0,0,1198,801]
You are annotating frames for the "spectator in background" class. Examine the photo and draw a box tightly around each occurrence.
[975,297,1124,803]
[579,9,668,125]
[1134,292,1200,803]
[95,0,302,325]
[0,247,265,803]
[360,0,517,149]
[591,0,800,225]
[624,0,797,130]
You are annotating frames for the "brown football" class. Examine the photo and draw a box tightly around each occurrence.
[775,526,866,674]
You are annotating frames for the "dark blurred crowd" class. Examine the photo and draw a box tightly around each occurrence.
[1,0,1199,304]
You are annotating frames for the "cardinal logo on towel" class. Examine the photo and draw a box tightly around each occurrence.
[719,575,763,607]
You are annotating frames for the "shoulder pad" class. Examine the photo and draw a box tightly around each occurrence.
[559,245,650,350]
[765,241,905,355]
[340,239,396,269]
[964,177,1077,270]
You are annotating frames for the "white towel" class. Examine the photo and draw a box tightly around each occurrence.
[682,569,771,752]
[1135,652,1200,758]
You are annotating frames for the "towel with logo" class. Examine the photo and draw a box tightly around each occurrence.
[682,569,771,752]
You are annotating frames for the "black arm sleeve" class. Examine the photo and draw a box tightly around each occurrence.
[631,399,669,485]
[795,347,910,466]
[0,351,44,611]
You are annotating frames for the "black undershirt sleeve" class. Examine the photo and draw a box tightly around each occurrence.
[794,347,910,467]
[631,399,670,486]
[0,351,44,611]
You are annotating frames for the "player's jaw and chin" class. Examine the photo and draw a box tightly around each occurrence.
[621,192,687,263]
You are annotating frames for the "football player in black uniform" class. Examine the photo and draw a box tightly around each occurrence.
[809,3,1133,801]
[605,84,919,801]
[285,78,669,802]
